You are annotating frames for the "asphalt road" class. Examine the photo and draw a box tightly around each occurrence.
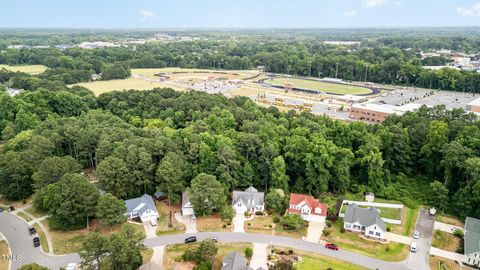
[145,232,413,270]
[0,212,80,270]
[404,209,435,270]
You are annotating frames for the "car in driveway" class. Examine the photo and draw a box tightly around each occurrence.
[184,236,197,244]
[413,231,420,239]
[410,241,417,252]
[325,243,339,250]
[33,236,40,248]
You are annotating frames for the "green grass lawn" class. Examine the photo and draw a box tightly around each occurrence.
[322,221,409,262]
[0,64,48,74]
[340,204,402,220]
[296,251,369,270]
[16,211,33,222]
[33,223,49,253]
[269,77,372,95]
[24,206,48,219]
[0,240,9,270]
[432,230,463,253]
[245,216,307,239]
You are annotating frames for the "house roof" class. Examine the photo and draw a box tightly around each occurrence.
[343,204,386,231]
[465,217,480,255]
[182,191,191,208]
[153,191,165,198]
[288,193,328,217]
[221,251,252,270]
[232,186,264,209]
[124,194,157,217]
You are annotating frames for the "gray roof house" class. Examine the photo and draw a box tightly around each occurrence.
[465,217,480,267]
[222,252,252,270]
[232,186,265,213]
[124,194,159,222]
[343,204,387,240]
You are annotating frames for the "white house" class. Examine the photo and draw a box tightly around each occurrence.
[343,204,386,240]
[182,191,194,216]
[124,194,159,222]
[288,193,328,222]
[232,186,264,213]
[465,217,480,267]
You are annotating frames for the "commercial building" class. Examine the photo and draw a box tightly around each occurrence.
[467,97,480,113]
[350,103,423,123]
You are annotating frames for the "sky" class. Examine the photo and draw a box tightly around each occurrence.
[0,0,480,28]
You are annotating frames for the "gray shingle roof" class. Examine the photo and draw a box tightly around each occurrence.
[124,194,157,217]
[465,217,480,255]
[344,204,386,231]
[221,252,252,270]
[232,187,264,209]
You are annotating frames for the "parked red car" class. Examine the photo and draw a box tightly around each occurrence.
[325,243,339,250]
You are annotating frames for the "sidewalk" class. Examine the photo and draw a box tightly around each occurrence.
[434,221,463,234]
[430,247,464,261]
[386,232,412,245]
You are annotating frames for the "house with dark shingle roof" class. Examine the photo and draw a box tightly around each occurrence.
[343,203,386,240]
[232,186,264,213]
[288,193,328,222]
[124,194,159,222]
[221,252,253,270]
[465,217,480,267]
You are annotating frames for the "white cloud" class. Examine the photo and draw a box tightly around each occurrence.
[342,10,357,17]
[456,3,480,16]
[139,10,156,21]
[364,0,385,8]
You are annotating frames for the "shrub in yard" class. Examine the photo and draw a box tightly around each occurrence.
[281,214,305,231]
[247,222,252,227]
[454,229,464,238]
[255,211,264,216]
[223,224,227,228]
[327,268,333,270]
[386,226,391,232]
[244,211,250,217]
[288,249,294,255]
[226,221,231,226]
[245,247,253,258]
[340,227,346,233]
[273,216,280,223]
[323,230,331,237]
[325,220,332,228]
[220,205,234,222]
[385,246,390,252]
[268,224,273,228]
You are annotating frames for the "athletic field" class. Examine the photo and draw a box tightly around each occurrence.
[0,64,48,74]
[269,77,372,95]
[74,78,180,96]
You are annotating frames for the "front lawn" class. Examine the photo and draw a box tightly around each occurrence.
[24,206,48,219]
[155,202,186,236]
[45,220,145,254]
[293,250,369,270]
[197,215,231,232]
[245,216,307,239]
[0,241,9,270]
[432,230,463,253]
[16,211,33,222]
[429,255,462,270]
[163,242,252,269]
[33,224,49,253]
[322,221,409,261]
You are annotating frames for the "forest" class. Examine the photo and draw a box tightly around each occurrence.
[1,80,480,230]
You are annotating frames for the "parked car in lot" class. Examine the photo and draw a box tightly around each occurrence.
[33,237,40,248]
[184,236,197,244]
[413,231,420,239]
[28,227,36,235]
[325,243,339,250]
[410,241,417,252]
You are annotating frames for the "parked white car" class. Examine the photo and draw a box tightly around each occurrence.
[66,263,77,270]
[413,231,420,239]
[410,241,417,252]
[150,219,157,227]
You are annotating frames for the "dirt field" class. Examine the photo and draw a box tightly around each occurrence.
[269,77,372,95]
[0,64,48,74]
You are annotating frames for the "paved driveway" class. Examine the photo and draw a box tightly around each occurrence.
[249,243,268,269]
[232,210,245,233]
[404,209,435,270]
[0,212,80,270]
[305,221,324,243]
[174,213,197,233]
[145,232,415,270]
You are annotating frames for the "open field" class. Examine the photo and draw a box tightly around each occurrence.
[44,220,145,254]
[269,77,372,95]
[322,221,409,261]
[0,64,48,74]
[0,241,9,270]
[163,242,252,270]
[74,78,174,96]
[432,230,463,253]
[429,255,464,270]
[155,202,186,236]
[132,68,258,80]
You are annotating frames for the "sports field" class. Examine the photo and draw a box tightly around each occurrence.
[269,77,372,95]
[74,77,178,96]
[0,64,48,74]
[131,68,257,81]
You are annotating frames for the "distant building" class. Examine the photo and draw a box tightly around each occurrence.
[467,97,480,113]
[335,94,368,104]
[465,217,480,267]
[350,103,424,123]
[232,186,264,213]
[288,193,328,222]
[343,204,386,240]
[124,194,159,222]
[365,192,375,203]
[323,41,361,46]
[182,191,194,216]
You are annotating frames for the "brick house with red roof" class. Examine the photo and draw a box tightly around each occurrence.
[288,193,328,222]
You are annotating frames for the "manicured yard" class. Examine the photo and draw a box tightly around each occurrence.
[340,204,402,220]
[196,215,231,232]
[245,216,307,239]
[33,224,49,253]
[432,230,463,253]
[293,250,369,270]
[0,241,9,270]
[45,220,145,254]
[269,77,372,95]
[0,64,48,74]
[16,211,33,222]
[25,206,48,219]
[155,202,186,236]
[429,255,462,270]
[322,221,409,261]
[390,206,419,236]
[163,242,252,269]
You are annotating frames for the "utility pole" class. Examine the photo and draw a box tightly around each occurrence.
[335,62,339,79]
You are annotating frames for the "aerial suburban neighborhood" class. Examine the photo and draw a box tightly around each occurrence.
[1,1,480,270]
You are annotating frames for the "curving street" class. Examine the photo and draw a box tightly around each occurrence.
[0,212,80,270]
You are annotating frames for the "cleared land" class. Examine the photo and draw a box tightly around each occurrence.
[0,241,9,270]
[432,230,463,253]
[269,77,372,95]
[429,255,463,270]
[0,64,48,74]
[74,78,174,96]
[155,202,186,236]
[435,214,465,227]
[196,215,231,232]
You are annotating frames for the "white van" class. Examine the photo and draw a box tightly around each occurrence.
[150,219,157,227]
[410,241,417,252]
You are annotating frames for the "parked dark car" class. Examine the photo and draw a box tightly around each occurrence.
[33,237,40,248]
[28,227,36,235]
[8,206,14,212]
[325,243,339,251]
[184,236,197,244]
[0,207,4,213]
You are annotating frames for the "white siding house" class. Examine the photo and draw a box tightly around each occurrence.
[182,191,194,216]
[343,204,386,241]
[232,187,264,213]
[124,194,159,223]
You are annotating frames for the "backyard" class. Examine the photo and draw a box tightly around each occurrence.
[431,230,463,253]
[269,77,372,95]
[390,206,419,237]
[155,202,186,236]
[340,203,402,220]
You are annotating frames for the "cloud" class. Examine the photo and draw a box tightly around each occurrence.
[456,3,480,16]
[342,10,357,17]
[364,0,385,8]
[139,10,156,21]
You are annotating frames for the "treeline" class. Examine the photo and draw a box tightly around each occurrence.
[1,86,479,223]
